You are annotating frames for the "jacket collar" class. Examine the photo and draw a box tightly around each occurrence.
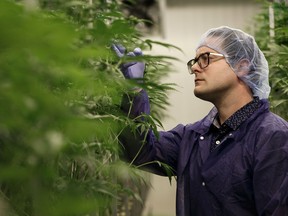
[188,99,270,135]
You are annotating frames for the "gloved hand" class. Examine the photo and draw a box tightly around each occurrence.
[112,44,145,79]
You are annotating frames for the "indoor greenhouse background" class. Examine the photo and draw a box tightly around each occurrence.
[0,0,287,216]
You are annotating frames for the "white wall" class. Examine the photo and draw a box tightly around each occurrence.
[142,1,262,216]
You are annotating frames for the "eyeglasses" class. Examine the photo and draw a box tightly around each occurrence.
[187,52,227,74]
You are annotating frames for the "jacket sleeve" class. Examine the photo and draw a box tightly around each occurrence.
[119,89,184,176]
[253,116,288,215]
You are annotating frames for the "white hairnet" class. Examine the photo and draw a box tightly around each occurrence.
[196,26,270,99]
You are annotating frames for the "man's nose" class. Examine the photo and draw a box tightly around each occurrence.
[191,62,201,74]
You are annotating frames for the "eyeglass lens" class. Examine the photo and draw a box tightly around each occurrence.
[197,53,209,69]
[188,53,210,74]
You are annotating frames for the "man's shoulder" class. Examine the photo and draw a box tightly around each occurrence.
[251,109,288,138]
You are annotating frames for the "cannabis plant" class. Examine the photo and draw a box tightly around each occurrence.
[254,0,288,120]
[0,0,176,215]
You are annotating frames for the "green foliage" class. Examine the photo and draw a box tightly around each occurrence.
[254,0,288,120]
[0,0,176,215]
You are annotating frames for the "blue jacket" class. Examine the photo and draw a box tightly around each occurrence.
[120,90,288,216]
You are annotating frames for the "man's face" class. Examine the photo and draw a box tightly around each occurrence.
[191,46,239,103]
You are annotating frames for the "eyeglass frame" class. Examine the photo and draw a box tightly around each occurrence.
[187,52,228,74]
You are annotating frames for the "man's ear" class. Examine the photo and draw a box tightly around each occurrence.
[236,59,250,77]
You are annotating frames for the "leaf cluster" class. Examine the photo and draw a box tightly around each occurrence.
[254,0,288,120]
[0,0,177,215]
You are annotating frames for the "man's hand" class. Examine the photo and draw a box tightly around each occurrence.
[112,44,145,79]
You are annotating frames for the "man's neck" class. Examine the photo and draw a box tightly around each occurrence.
[215,94,253,125]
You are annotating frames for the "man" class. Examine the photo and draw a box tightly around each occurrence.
[113,26,288,216]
